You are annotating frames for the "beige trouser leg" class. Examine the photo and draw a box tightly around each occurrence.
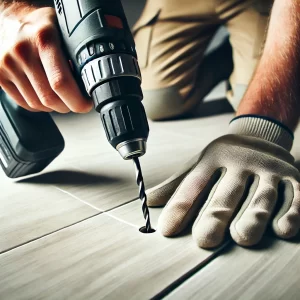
[133,0,221,120]
[133,0,272,120]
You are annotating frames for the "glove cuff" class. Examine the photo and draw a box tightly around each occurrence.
[229,115,294,151]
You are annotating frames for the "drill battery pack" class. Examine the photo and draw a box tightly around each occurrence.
[0,90,65,178]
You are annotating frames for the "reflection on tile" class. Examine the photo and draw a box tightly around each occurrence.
[165,238,300,300]
[0,176,99,253]
[0,214,216,300]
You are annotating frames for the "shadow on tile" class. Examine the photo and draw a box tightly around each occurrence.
[157,98,234,122]
[242,228,300,251]
[18,170,124,186]
[288,231,300,244]
[193,98,234,117]
[294,160,300,171]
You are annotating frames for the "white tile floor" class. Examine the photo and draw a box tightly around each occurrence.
[2,106,299,299]
[0,172,99,254]
[1,2,300,298]
[165,238,300,300]
[0,214,220,300]
[0,106,232,299]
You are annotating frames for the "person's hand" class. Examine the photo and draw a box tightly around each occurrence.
[147,116,300,248]
[0,4,92,113]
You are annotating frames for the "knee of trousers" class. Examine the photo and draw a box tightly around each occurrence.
[142,86,187,121]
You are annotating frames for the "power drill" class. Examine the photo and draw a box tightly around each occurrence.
[0,0,153,232]
[54,0,149,160]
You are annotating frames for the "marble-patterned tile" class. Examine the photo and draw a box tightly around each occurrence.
[0,213,222,300]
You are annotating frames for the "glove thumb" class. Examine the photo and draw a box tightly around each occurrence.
[146,153,201,207]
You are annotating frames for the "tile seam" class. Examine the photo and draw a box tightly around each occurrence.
[151,241,233,300]
[55,187,139,229]
[0,212,102,256]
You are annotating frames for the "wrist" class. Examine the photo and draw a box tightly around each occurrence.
[229,115,294,151]
[236,91,300,132]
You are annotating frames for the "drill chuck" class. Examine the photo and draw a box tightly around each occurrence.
[54,0,149,159]
[117,139,146,160]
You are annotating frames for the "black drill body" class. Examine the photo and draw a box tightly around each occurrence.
[54,0,149,158]
[54,0,152,231]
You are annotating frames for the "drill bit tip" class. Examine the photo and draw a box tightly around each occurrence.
[132,157,154,233]
[139,226,156,234]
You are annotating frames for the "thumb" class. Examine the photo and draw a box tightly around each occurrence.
[147,153,201,207]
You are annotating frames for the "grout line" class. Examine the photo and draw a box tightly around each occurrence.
[104,197,139,213]
[151,241,233,300]
[1,186,139,256]
[0,212,102,256]
[104,211,139,229]
[55,187,139,229]
[55,187,104,212]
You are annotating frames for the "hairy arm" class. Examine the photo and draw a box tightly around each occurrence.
[0,0,53,8]
[237,0,300,131]
[0,1,53,23]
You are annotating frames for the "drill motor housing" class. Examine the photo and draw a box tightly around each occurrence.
[54,0,149,159]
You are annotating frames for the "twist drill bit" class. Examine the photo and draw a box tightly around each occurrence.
[133,157,154,233]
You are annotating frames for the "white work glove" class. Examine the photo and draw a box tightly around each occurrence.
[148,116,300,248]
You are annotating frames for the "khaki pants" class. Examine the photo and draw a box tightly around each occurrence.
[133,0,273,120]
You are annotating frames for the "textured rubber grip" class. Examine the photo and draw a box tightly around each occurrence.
[91,77,142,112]
[100,99,149,149]
[81,53,141,95]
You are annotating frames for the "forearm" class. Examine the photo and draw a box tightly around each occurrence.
[0,0,54,45]
[237,0,300,131]
[0,0,53,16]
[0,0,53,8]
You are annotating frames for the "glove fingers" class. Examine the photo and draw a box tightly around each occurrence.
[230,176,278,246]
[147,170,192,207]
[192,170,249,249]
[158,165,220,237]
[146,153,202,207]
[273,181,300,238]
